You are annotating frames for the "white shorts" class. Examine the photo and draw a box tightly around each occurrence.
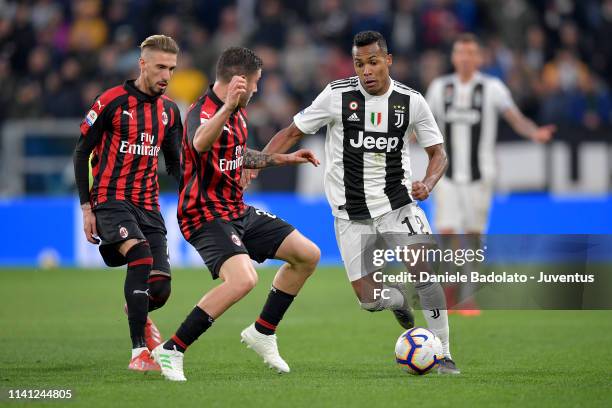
[434,177,494,233]
[334,203,434,282]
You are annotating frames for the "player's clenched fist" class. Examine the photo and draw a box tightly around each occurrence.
[225,75,247,109]
[411,181,430,201]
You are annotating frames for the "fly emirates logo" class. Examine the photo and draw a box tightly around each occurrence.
[220,145,244,172]
[120,132,160,156]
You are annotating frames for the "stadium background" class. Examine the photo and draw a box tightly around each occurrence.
[0,0,610,264]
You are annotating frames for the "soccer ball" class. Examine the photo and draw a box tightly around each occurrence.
[395,327,443,375]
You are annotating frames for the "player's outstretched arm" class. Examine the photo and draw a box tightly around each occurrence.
[263,122,305,155]
[411,143,448,201]
[240,123,308,188]
[503,108,556,143]
[243,147,319,169]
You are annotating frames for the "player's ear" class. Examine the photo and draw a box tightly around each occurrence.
[387,53,393,66]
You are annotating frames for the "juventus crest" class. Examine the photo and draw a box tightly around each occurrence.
[393,104,406,128]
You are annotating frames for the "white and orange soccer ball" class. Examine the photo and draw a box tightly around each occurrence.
[395,327,443,375]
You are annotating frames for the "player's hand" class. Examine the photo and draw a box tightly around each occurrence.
[240,168,259,190]
[411,181,430,201]
[225,76,247,110]
[284,149,320,166]
[531,125,556,143]
[81,204,100,244]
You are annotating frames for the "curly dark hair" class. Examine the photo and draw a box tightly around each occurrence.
[352,31,388,53]
[216,46,263,82]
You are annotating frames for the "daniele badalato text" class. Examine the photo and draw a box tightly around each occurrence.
[370,247,595,283]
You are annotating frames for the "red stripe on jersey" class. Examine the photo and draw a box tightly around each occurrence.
[96,107,123,204]
[115,95,139,201]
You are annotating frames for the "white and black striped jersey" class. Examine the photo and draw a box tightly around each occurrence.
[426,72,516,182]
[293,76,443,221]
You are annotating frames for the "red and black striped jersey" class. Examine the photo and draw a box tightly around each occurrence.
[74,80,182,211]
[178,86,248,239]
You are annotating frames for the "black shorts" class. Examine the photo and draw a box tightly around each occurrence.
[188,206,295,279]
[94,200,170,274]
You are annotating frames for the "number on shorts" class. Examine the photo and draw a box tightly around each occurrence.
[401,216,416,235]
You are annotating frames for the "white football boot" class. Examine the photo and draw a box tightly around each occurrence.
[240,323,290,373]
[151,343,187,382]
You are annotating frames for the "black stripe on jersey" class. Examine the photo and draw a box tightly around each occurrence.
[341,90,370,220]
[139,101,158,205]
[331,78,358,90]
[470,83,483,181]
[443,83,455,179]
[385,91,412,210]
[123,99,146,201]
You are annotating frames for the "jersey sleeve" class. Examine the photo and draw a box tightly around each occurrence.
[162,103,182,183]
[425,79,444,119]
[74,96,114,204]
[410,92,444,148]
[490,78,517,113]
[293,84,334,134]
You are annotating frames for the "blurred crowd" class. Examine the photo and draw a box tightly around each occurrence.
[1,0,611,147]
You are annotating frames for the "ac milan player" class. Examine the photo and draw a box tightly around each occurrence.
[151,47,320,381]
[73,35,182,372]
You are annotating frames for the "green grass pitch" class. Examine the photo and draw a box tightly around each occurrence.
[1,267,611,407]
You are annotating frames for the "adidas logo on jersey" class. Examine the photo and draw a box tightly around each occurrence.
[347,113,360,122]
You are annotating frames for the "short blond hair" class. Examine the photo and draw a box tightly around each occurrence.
[140,34,179,54]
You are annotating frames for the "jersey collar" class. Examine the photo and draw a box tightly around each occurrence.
[453,71,482,85]
[206,85,224,107]
[357,76,395,99]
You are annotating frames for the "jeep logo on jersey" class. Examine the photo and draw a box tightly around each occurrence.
[446,107,481,124]
[370,112,382,126]
[349,131,400,153]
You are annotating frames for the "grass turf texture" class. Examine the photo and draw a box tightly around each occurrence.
[1,267,611,408]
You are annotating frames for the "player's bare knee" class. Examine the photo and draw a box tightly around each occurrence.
[293,241,320,275]
[227,270,258,297]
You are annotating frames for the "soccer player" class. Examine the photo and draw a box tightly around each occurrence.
[425,34,555,314]
[247,31,459,374]
[73,35,182,371]
[151,47,320,382]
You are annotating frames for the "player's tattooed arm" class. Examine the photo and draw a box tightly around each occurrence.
[243,148,280,169]
[243,148,320,169]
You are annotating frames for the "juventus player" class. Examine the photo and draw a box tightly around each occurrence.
[249,31,459,374]
[73,35,182,371]
[425,34,555,314]
[426,34,555,235]
[151,47,320,381]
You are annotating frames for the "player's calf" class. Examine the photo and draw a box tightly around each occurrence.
[147,274,171,311]
[123,241,153,350]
